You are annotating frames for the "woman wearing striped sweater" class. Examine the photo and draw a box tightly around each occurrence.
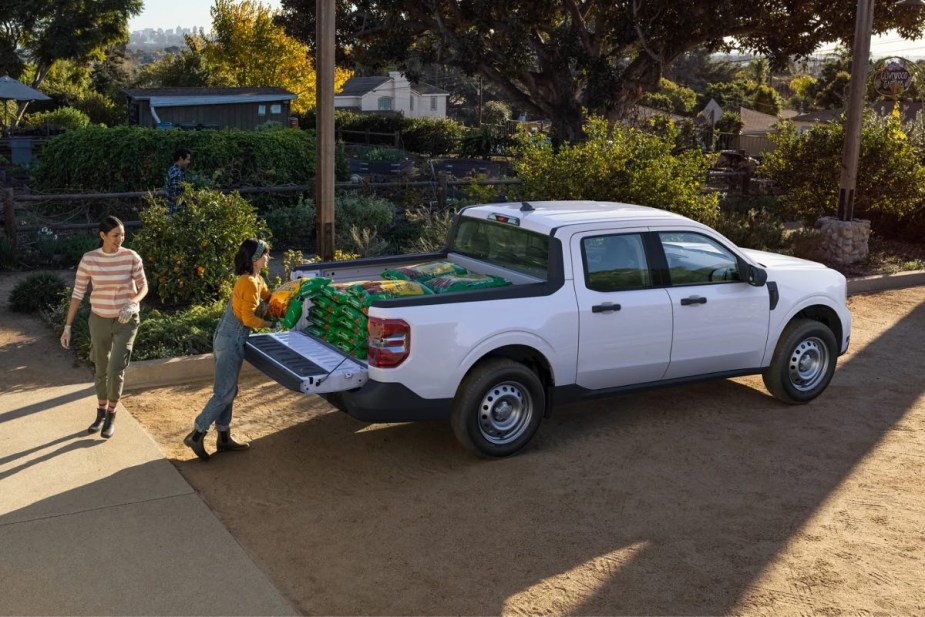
[60,216,148,439]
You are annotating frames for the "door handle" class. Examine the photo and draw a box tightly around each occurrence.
[592,303,621,313]
[680,296,707,306]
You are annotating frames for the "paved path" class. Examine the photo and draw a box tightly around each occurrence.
[0,272,296,616]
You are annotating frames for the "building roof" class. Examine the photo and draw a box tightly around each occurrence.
[335,74,448,97]
[125,87,295,99]
[337,76,389,96]
[739,106,781,134]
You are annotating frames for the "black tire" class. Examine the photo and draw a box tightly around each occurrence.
[451,358,545,457]
[762,318,837,404]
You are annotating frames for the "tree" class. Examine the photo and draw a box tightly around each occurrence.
[279,0,924,142]
[194,0,351,114]
[512,115,718,221]
[0,0,141,122]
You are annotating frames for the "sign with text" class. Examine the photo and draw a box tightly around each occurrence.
[874,61,913,98]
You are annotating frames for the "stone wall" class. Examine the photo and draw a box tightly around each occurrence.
[816,216,871,265]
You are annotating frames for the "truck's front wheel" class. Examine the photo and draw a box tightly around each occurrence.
[451,358,545,457]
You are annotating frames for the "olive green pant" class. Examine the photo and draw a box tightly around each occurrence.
[88,312,140,402]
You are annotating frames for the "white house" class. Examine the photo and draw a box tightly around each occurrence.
[334,71,448,119]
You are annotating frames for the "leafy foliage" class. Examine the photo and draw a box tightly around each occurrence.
[8,272,68,313]
[512,115,719,222]
[21,107,90,130]
[132,188,270,307]
[193,0,351,114]
[642,79,698,115]
[279,0,924,141]
[33,126,337,192]
[403,205,454,253]
[0,0,141,126]
[762,113,925,225]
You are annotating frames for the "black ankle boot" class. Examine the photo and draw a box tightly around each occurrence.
[88,408,106,434]
[183,429,210,461]
[101,411,116,439]
[216,430,249,452]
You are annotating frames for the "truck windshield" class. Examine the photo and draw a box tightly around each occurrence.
[452,218,549,278]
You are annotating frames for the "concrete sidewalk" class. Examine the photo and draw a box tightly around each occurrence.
[0,275,297,616]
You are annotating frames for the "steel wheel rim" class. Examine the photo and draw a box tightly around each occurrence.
[788,336,830,392]
[477,381,532,445]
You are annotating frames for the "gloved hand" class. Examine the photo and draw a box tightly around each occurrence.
[272,321,285,332]
[256,299,270,318]
[118,302,140,324]
[60,325,71,349]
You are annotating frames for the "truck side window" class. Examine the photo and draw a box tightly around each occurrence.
[658,231,740,285]
[583,233,650,292]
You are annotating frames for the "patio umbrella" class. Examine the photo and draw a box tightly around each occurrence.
[0,75,51,131]
[0,75,52,102]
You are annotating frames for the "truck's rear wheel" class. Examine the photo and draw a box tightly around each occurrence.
[451,358,545,457]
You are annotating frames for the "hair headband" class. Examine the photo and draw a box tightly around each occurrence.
[252,240,267,262]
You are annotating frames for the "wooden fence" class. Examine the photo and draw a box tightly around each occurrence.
[1,176,524,250]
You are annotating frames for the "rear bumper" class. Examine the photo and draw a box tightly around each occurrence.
[330,380,453,422]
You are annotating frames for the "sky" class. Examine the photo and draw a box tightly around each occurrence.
[129,0,282,31]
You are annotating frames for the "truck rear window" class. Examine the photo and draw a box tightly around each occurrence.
[452,219,549,278]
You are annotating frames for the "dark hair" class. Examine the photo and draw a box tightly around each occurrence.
[174,147,191,162]
[234,238,262,275]
[98,215,124,248]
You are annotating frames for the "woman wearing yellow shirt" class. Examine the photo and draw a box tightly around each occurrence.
[184,238,273,460]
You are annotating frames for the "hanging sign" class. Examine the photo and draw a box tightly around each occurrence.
[874,61,913,97]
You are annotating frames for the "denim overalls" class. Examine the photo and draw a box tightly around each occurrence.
[194,300,251,432]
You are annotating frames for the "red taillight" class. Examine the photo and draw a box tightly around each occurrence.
[367,317,410,368]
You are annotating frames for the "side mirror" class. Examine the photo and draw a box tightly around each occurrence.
[746,265,767,287]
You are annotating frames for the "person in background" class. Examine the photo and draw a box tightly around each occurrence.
[164,146,191,214]
[183,238,273,460]
[60,216,147,439]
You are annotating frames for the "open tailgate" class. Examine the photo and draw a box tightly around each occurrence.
[244,331,368,394]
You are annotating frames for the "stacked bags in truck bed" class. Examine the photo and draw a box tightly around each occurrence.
[268,261,511,360]
[382,260,511,294]
[303,278,434,359]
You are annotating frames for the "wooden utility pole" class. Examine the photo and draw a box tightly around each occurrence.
[315,0,336,260]
[837,0,875,221]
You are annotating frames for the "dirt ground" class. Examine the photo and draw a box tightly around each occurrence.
[6,270,925,615]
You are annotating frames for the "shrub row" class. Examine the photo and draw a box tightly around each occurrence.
[300,110,466,157]
[33,126,347,193]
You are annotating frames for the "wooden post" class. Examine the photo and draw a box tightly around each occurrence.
[437,172,448,210]
[3,188,14,251]
[315,0,336,261]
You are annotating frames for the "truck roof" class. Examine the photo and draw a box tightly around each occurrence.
[461,200,692,233]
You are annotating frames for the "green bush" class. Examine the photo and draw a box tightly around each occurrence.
[512,115,719,223]
[132,188,270,307]
[72,92,126,127]
[762,113,925,226]
[401,117,465,156]
[21,107,91,131]
[132,302,225,360]
[9,272,69,313]
[33,126,346,192]
[712,208,786,251]
[44,295,225,361]
[263,196,316,248]
[335,195,395,244]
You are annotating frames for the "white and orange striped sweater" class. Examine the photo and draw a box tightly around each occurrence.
[72,248,147,319]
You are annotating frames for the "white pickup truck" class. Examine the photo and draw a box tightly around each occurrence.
[245,200,852,457]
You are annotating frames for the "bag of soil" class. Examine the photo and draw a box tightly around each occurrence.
[424,273,512,294]
[382,260,468,283]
